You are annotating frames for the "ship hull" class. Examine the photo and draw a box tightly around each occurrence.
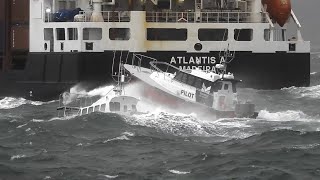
[0,51,310,100]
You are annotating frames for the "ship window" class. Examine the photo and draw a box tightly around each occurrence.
[88,107,93,113]
[124,105,127,112]
[187,75,195,86]
[194,78,203,89]
[174,72,184,82]
[58,1,67,10]
[83,28,102,40]
[68,28,78,40]
[264,29,270,41]
[109,28,130,40]
[147,28,187,41]
[232,83,237,93]
[44,28,53,40]
[212,82,223,92]
[198,29,228,41]
[109,102,120,111]
[82,108,88,115]
[181,73,188,83]
[56,28,65,40]
[100,104,106,112]
[132,105,137,112]
[224,84,229,90]
[94,105,99,112]
[234,29,253,41]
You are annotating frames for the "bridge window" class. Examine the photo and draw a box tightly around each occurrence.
[56,28,65,40]
[88,107,93,113]
[94,105,99,112]
[234,29,253,41]
[68,28,78,40]
[83,28,102,40]
[264,29,270,41]
[100,104,106,112]
[109,28,130,40]
[147,28,187,41]
[44,28,53,40]
[109,102,120,112]
[198,29,228,41]
[212,82,223,92]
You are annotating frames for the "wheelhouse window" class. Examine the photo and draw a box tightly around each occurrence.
[198,29,228,41]
[83,28,102,40]
[68,28,78,40]
[88,107,93,113]
[264,29,270,41]
[212,82,223,92]
[109,102,120,112]
[56,28,65,40]
[147,28,187,41]
[100,104,106,112]
[94,105,99,112]
[234,29,253,41]
[109,28,130,40]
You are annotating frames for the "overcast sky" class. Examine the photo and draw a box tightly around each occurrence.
[291,0,320,47]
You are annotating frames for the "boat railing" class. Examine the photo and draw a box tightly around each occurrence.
[131,53,158,72]
[58,92,102,109]
[146,11,268,23]
[75,11,131,22]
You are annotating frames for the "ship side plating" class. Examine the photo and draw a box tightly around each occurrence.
[1,0,311,100]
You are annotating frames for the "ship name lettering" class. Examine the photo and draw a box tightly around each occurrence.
[170,56,216,65]
[181,90,195,99]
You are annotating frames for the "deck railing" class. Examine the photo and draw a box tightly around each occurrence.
[146,11,268,23]
[77,11,131,22]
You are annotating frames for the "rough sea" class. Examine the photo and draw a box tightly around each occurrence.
[1,53,320,180]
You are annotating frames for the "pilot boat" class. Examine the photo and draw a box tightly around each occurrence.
[124,52,258,119]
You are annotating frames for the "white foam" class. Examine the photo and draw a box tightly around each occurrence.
[16,123,28,128]
[25,128,31,132]
[103,132,134,143]
[282,85,320,99]
[99,174,119,179]
[310,72,318,75]
[169,170,190,175]
[31,119,44,122]
[10,154,26,160]
[291,143,320,150]
[258,110,314,122]
[43,176,51,180]
[0,97,45,109]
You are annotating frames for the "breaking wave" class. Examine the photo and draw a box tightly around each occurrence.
[257,110,314,122]
[282,85,320,99]
[0,97,45,109]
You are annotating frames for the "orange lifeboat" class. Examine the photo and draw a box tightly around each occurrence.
[262,0,291,27]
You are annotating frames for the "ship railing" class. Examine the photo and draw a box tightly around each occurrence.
[146,11,267,23]
[58,92,102,110]
[131,53,158,72]
[77,11,131,22]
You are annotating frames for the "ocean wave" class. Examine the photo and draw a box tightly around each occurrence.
[169,169,190,175]
[0,97,50,109]
[103,132,134,143]
[258,110,314,122]
[98,174,119,179]
[127,111,254,140]
[281,85,320,99]
[10,154,26,161]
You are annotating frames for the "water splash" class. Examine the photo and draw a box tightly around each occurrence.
[0,97,45,109]
[282,85,320,99]
[258,110,315,122]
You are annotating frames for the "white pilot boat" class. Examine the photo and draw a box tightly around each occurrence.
[57,60,142,117]
[124,53,258,119]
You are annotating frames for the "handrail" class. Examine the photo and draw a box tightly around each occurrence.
[77,11,131,22]
[146,11,268,23]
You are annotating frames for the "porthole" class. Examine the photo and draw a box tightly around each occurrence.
[194,43,202,51]
[44,43,48,50]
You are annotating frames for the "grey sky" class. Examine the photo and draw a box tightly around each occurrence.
[291,0,320,47]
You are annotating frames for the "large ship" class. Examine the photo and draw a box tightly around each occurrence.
[0,0,310,100]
